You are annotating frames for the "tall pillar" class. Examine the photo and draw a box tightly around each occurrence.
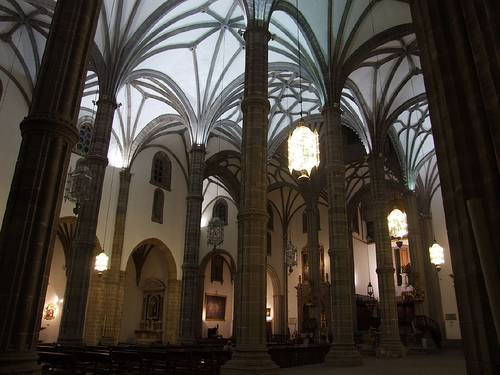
[404,191,429,316]
[221,25,279,375]
[323,104,362,365]
[412,1,500,371]
[101,169,132,344]
[58,96,117,345]
[179,145,206,344]
[0,1,101,372]
[304,194,321,343]
[281,230,290,339]
[419,213,445,336]
[367,155,405,358]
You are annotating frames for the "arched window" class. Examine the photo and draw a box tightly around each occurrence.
[75,120,93,156]
[211,254,224,283]
[152,188,164,224]
[213,198,228,225]
[267,203,274,231]
[150,151,171,190]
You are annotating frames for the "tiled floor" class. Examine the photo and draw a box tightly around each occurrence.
[282,349,466,375]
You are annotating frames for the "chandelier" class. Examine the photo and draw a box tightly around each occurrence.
[429,241,445,270]
[387,209,408,238]
[207,217,224,249]
[94,251,109,274]
[285,240,297,274]
[288,120,320,179]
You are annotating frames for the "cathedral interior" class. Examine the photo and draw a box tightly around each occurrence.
[0,0,498,374]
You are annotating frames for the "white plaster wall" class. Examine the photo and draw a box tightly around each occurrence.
[121,141,188,276]
[431,188,461,340]
[352,237,379,298]
[39,237,67,343]
[199,182,238,264]
[120,247,171,343]
[202,257,234,338]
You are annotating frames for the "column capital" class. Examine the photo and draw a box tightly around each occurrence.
[20,115,79,145]
[243,25,271,42]
[190,143,206,153]
[97,95,118,109]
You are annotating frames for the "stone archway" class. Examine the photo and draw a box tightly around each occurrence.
[267,264,285,337]
[120,238,180,344]
[199,249,236,338]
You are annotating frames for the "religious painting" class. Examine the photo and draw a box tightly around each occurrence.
[266,307,271,317]
[43,303,56,320]
[205,294,226,321]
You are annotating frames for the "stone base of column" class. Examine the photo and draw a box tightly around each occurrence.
[220,348,280,375]
[324,344,362,366]
[0,351,41,375]
[376,340,407,358]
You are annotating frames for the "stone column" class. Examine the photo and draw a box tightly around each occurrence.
[281,229,290,339]
[0,1,101,372]
[412,1,500,371]
[101,169,132,344]
[179,145,206,344]
[419,213,445,336]
[367,155,405,357]
[221,25,279,375]
[304,194,321,343]
[323,104,361,365]
[58,96,117,345]
[404,191,429,316]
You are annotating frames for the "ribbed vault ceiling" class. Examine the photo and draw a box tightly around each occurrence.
[0,0,439,200]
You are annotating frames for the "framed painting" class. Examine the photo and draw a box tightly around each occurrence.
[205,294,226,321]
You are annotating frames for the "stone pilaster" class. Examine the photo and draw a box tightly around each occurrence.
[323,104,362,365]
[101,169,132,344]
[165,279,181,344]
[367,155,405,358]
[0,1,101,373]
[58,96,117,345]
[272,295,284,336]
[304,194,322,343]
[404,191,429,316]
[220,25,279,375]
[419,213,445,336]
[179,145,206,344]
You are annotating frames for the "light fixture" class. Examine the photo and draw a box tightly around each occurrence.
[287,0,320,180]
[367,282,374,298]
[207,217,224,250]
[429,241,445,270]
[288,121,320,179]
[94,251,109,274]
[285,240,298,274]
[64,160,92,215]
[387,209,408,239]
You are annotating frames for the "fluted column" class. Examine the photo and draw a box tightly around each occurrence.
[0,1,101,372]
[323,104,361,365]
[404,191,429,316]
[368,155,405,357]
[304,194,321,343]
[58,96,117,345]
[179,145,206,344]
[221,25,279,375]
[101,169,131,344]
[412,1,500,371]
